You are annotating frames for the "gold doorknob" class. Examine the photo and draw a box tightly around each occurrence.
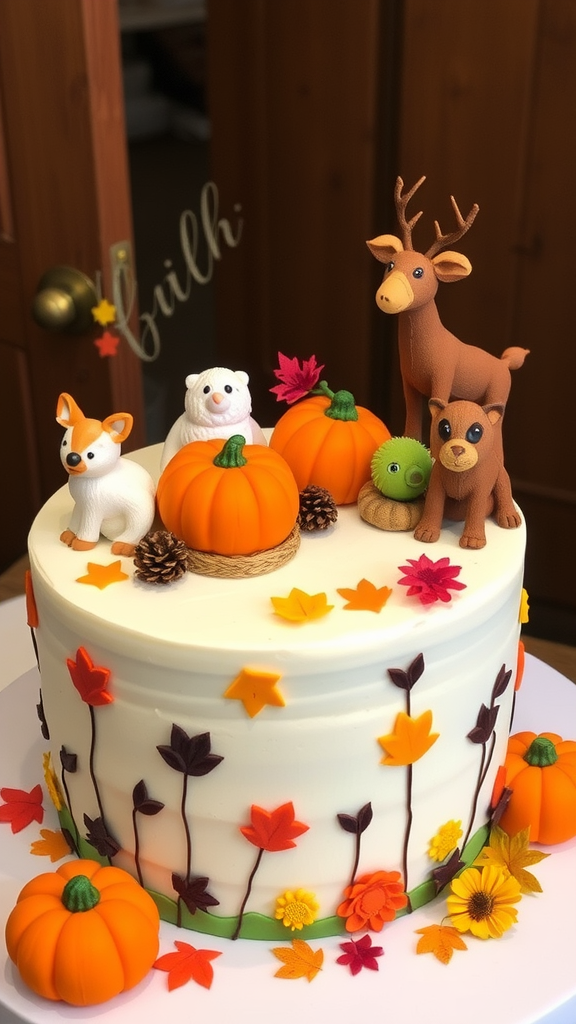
[32,266,97,334]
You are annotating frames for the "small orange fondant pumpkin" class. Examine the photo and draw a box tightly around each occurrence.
[270,385,390,504]
[5,860,160,1005]
[157,434,299,555]
[499,731,576,845]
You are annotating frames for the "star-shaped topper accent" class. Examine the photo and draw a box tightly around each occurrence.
[76,561,129,590]
[224,667,285,718]
[94,330,120,357]
[91,298,117,326]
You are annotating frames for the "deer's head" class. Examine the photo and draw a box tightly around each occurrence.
[367,176,479,314]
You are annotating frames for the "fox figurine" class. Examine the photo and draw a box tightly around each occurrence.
[56,392,155,557]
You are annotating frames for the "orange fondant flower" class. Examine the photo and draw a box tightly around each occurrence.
[337,870,408,932]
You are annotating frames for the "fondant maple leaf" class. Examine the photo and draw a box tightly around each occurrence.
[474,825,549,894]
[172,873,220,915]
[76,561,129,589]
[67,647,113,706]
[94,330,120,357]
[224,667,285,718]
[157,725,223,777]
[271,588,334,622]
[270,352,324,404]
[0,785,44,833]
[30,828,70,862]
[378,709,439,766]
[336,934,383,975]
[154,941,221,991]
[337,579,392,613]
[272,939,324,981]
[91,297,116,326]
[240,802,309,852]
[415,923,468,964]
[24,570,38,628]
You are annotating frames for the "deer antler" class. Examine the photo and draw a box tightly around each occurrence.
[395,175,426,251]
[425,194,479,259]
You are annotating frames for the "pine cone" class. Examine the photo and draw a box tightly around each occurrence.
[133,530,189,584]
[298,485,338,531]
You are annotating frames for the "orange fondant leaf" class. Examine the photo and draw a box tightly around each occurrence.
[271,588,334,622]
[30,828,70,862]
[415,924,467,964]
[24,570,39,628]
[378,709,439,766]
[91,298,116,326]
[474,825,549,894]
[76,561,129,589]
[240,802,309,852]
[337,578,393,613]
[224,667,285,718]
[272,939,324,981]
[154,941,222,991]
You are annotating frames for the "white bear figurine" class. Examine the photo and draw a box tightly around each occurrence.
[160,367,267,471]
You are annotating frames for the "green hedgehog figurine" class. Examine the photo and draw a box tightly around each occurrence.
[371,436,432,501]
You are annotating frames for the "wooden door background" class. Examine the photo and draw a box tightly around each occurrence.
[0,0,144,573]
[207,0,576,635]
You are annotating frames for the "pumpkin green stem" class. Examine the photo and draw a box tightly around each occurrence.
[61,874,101,912]
[213,434,248,469]
[523,736,558,768]
[314,380,359,422]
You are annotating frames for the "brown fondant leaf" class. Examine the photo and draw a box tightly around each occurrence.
[272,939,324,981]
[415,923,467,964]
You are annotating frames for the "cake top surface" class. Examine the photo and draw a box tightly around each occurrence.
[28,444,525,673]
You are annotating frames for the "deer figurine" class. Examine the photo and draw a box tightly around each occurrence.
[367,176,529,442]
[56,393,155,557]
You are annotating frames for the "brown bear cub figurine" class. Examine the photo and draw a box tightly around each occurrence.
[414,399,521,549]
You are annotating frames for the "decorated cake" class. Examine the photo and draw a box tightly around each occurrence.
[25,437,526,941]
[6,175,575,1012]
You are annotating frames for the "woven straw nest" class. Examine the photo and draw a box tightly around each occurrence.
[357,481,425,532]
[186,523,301,578]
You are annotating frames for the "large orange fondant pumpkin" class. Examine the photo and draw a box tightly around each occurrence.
[270,388,390,504]
[5,860,160,1005]
[499,731,576,845]
[157,434,299,555]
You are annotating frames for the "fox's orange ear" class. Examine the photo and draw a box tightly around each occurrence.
[56,393,84,428]
[102,413,133,444]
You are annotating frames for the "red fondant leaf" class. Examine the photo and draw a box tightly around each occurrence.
[154,941,221,991]
[270,352,324,404]
[336,933,384,975]
[240,802,309,852]
[67,647,113,706]
[25,570,38,628]
[0,784,44,833]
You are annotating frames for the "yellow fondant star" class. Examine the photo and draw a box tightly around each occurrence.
[76,561,129,590]
[91,298,117,326]
[224,667,285,718]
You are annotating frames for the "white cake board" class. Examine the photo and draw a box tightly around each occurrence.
[0,598,574,1024]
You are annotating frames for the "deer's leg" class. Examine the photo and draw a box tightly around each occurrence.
[403,381,424,441]
[459,492,494,549]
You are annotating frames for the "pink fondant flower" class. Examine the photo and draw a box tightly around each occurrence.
[397,554,466,605]
[270,352,324,404]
